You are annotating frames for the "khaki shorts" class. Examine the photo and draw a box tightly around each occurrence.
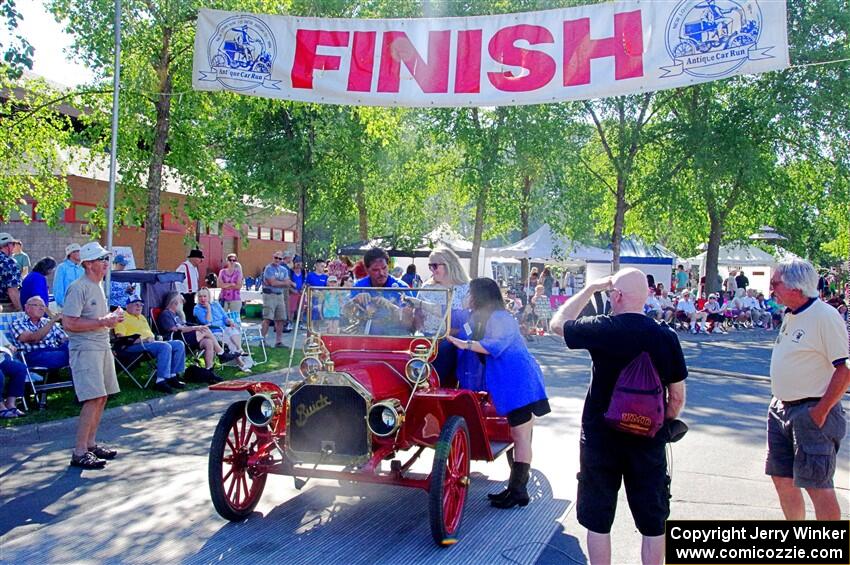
[70,349,120,402]
[262,293,287,321]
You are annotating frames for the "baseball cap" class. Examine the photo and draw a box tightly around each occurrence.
[79,242,111,262]
[0,233,20,246]
[65,243,81,257]
[113,254,128,266]
[708,293,717,299]
[127,297,144,305]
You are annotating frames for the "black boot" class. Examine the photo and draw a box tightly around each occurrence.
[491,462,530,509]
[487,462,518,502]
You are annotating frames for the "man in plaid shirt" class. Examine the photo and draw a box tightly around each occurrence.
[10,296,70,369]
[0,233,22,312]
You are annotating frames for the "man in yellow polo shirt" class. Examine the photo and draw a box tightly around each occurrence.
[766,259,849,520]
[114,297,186,394]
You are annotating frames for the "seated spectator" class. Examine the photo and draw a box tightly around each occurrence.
[10,296,70,369]
[114,297,186,394]
[159,291,236,380]
[658,291,676,323]
[0,333,27,418]
[702,293,728,334]
[655,282,665,297]
[20,256,56,309]
[644,292,662,320]
[749,290,771,329]
[764,292,784,329]
[675,290,708,333]
[193,288,251,373]
[731,288,752,327]
[108,255,137,309]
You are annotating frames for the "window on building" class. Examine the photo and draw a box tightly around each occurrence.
[246,225,258,240]
[272,228,283,241]
[284,230,295,242]
[8,202,33,222]
[74,203,97,224]
[260,227,271,240]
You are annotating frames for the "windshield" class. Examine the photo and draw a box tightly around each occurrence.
[304,287,451,338]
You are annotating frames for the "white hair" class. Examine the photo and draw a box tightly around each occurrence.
[774,259,819,298]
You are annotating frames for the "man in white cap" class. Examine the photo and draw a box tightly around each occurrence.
[0,233,23,312]
[62,242,124,469]
[53,243,84,309]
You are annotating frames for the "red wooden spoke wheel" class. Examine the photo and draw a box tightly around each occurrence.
[209,400,269,521]
[429,416,470,546]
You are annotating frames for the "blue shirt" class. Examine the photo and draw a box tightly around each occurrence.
[20,272,49,308]
[290,269,306,291]
[110,280,138,308]
[0,250,22,303]
[53,259,83,307]
[456,309,547,415]
[262,263,289,295]
[194,302,230,331]
[306,272,328,287]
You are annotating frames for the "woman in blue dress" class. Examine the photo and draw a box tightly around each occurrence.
[447,277,550,509]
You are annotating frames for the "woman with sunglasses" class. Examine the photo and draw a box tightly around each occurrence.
[217,254,243,313]
[447,277,550,509]
[421,247,470,386]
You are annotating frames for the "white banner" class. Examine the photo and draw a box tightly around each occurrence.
[192,0,789,107]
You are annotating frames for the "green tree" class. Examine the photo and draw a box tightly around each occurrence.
[0,0,33,79]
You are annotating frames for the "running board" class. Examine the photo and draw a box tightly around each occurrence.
[489,441,513,460]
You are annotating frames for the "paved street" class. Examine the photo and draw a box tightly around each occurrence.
[1,330,847,564]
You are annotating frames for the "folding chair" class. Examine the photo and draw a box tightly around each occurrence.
[151,307,204,367]
[1,312,73,411]
[112,333,157,389]
[226,310,267,366]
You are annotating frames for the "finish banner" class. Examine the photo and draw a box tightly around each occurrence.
[192,0,789,107]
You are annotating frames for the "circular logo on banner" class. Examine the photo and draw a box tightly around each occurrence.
[206,15,277,91]
[664,0,763,79]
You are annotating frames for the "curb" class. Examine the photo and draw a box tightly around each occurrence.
[0,368,292,446]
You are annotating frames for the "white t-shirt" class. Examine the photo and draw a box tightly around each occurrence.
[770,299,849,401]
[176,260,199,294]
[676,298,696,314]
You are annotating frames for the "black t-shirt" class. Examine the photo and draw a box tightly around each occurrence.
[563,313,687,431]
[735,273,749,289]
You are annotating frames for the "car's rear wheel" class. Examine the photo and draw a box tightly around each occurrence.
[429,416,470,546]
[209,400,269,521]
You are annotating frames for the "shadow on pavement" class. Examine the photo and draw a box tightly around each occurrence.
[188,471,569,565]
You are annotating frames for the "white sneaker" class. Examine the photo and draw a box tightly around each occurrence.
[691,327,698,334]
[717,328,727,335]
[242,359,254,370]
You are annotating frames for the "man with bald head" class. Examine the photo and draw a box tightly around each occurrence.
[552,268,687,565]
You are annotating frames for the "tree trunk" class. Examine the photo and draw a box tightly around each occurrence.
[611,176,628,271]
[143,27,173,270]
[470,182,487,278]
[355,182,368,240]
[298,181,306,256]
[704,211,723,295]
[519,174,531,285]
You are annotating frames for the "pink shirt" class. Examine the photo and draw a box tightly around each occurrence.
[218,268,241,301]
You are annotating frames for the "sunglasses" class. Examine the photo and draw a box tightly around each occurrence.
[228,257,237,261]
[95,256,110,262]
[428,263,444,270]
[273,256,283,260]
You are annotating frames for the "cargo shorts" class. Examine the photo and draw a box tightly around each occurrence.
[262,292,287,321]
[765,397,846,489]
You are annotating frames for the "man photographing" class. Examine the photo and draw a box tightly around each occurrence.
[551,268,687,565]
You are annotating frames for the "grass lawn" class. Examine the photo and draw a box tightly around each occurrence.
[2,342,303,428]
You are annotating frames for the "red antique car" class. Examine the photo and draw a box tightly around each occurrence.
[207,286,513,545]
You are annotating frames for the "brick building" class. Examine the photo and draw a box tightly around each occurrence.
[3,74,300,282]
[5,150,299,282]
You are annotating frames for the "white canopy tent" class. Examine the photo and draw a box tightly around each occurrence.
[686,243,777,295]
[486,224,612,265]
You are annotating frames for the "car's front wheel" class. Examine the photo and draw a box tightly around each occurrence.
[429,416,470,546]
[209,400,269,521]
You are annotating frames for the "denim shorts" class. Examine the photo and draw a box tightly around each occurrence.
[765,397,846,489]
